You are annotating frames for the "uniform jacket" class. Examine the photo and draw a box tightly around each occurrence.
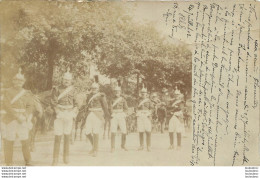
[85,92,110,119]
[109,95,128,114]
[51,85,77,108]
[3,87,34,124]
[136,97,153,111]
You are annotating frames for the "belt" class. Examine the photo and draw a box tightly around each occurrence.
[13,108,26,113]
[57,104,73,110]
[89,108,102,112]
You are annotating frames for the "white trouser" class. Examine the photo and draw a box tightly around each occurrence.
[110,112,127,134]
[136,110,152,132]
[168,115,184,133]
[85,111,103,135]
[54,109,76,135]
[1,119,29,141]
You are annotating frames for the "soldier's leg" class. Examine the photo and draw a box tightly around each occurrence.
[144,118,152,152]
[52,135,62,166]
[119,117,127,151]
[93,134,99,157]
[21,139,32,166]
[3,139,14,166]
[177,132,182,150]
[145,131,151,152]
[138,132,144,151]
[110,117,117,152]
[85,113,94,153]
[63,134,70,164]
[52,116,63,166]
[168,117,174,149]
[92,115,101,157]
[137,117,145,150]
[4,121,17,166]
[168,132,174,150]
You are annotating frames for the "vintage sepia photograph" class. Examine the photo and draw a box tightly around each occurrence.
[0,1,259,169]
[0,2,192,166]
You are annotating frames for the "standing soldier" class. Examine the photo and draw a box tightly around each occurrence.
[51,68,79,166]
[110,80,128,153]
[85,76,110,157]
[150,93,159,132]
[161,88,171,131]
[136,85,154,152]
[168,87,185,150]
[2,69,34,166]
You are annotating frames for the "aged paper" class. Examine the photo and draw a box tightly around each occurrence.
[161,1,259,166]
[0,1,259,166]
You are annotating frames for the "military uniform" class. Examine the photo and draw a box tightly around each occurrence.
[51,86,78,136]
[136,93,154,151]
[2,88,34,141]
[51,70,78,166]
[168,89,185,150]
[110,94,128,152]
[85,88,109,157]
[157,101,167,133]
[161,93,171,130]
[2,70,34,166]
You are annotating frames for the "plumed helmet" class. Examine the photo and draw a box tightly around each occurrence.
[141,83,147,93]
[114,79,121,91]
[13,68,25,81]
[63,67,73,80]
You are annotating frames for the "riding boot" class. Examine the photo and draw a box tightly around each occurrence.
[4,140,14,166]
[177,132,182,150]
[92,134,99,157]
[86,134,94,154]
[121,134,127,151]
[138,132,144,151]
[146,132,151,152]
[52,135,62,166]
[21,140,32,166]
[168,132,174,150]
[111,133,116,153]
[63,134,70,164]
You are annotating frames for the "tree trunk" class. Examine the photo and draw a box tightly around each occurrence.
[45,39,56,91]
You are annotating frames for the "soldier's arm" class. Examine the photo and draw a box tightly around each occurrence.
[123,97,128,113]
[2,91,15,119]
[25,90,35,116]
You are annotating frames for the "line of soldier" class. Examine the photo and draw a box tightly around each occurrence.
[0,69,186,166]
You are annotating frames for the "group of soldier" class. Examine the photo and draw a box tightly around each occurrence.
[0,68,188,166]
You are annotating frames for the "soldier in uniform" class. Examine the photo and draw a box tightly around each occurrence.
[110,80,128,153]
[2,69,34,166]
[150,93,159,132]
[161,88,171,131]
[85,76,110,157]
[168,87,185,150]
[136,85,154,152]
[51,68,79,166]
